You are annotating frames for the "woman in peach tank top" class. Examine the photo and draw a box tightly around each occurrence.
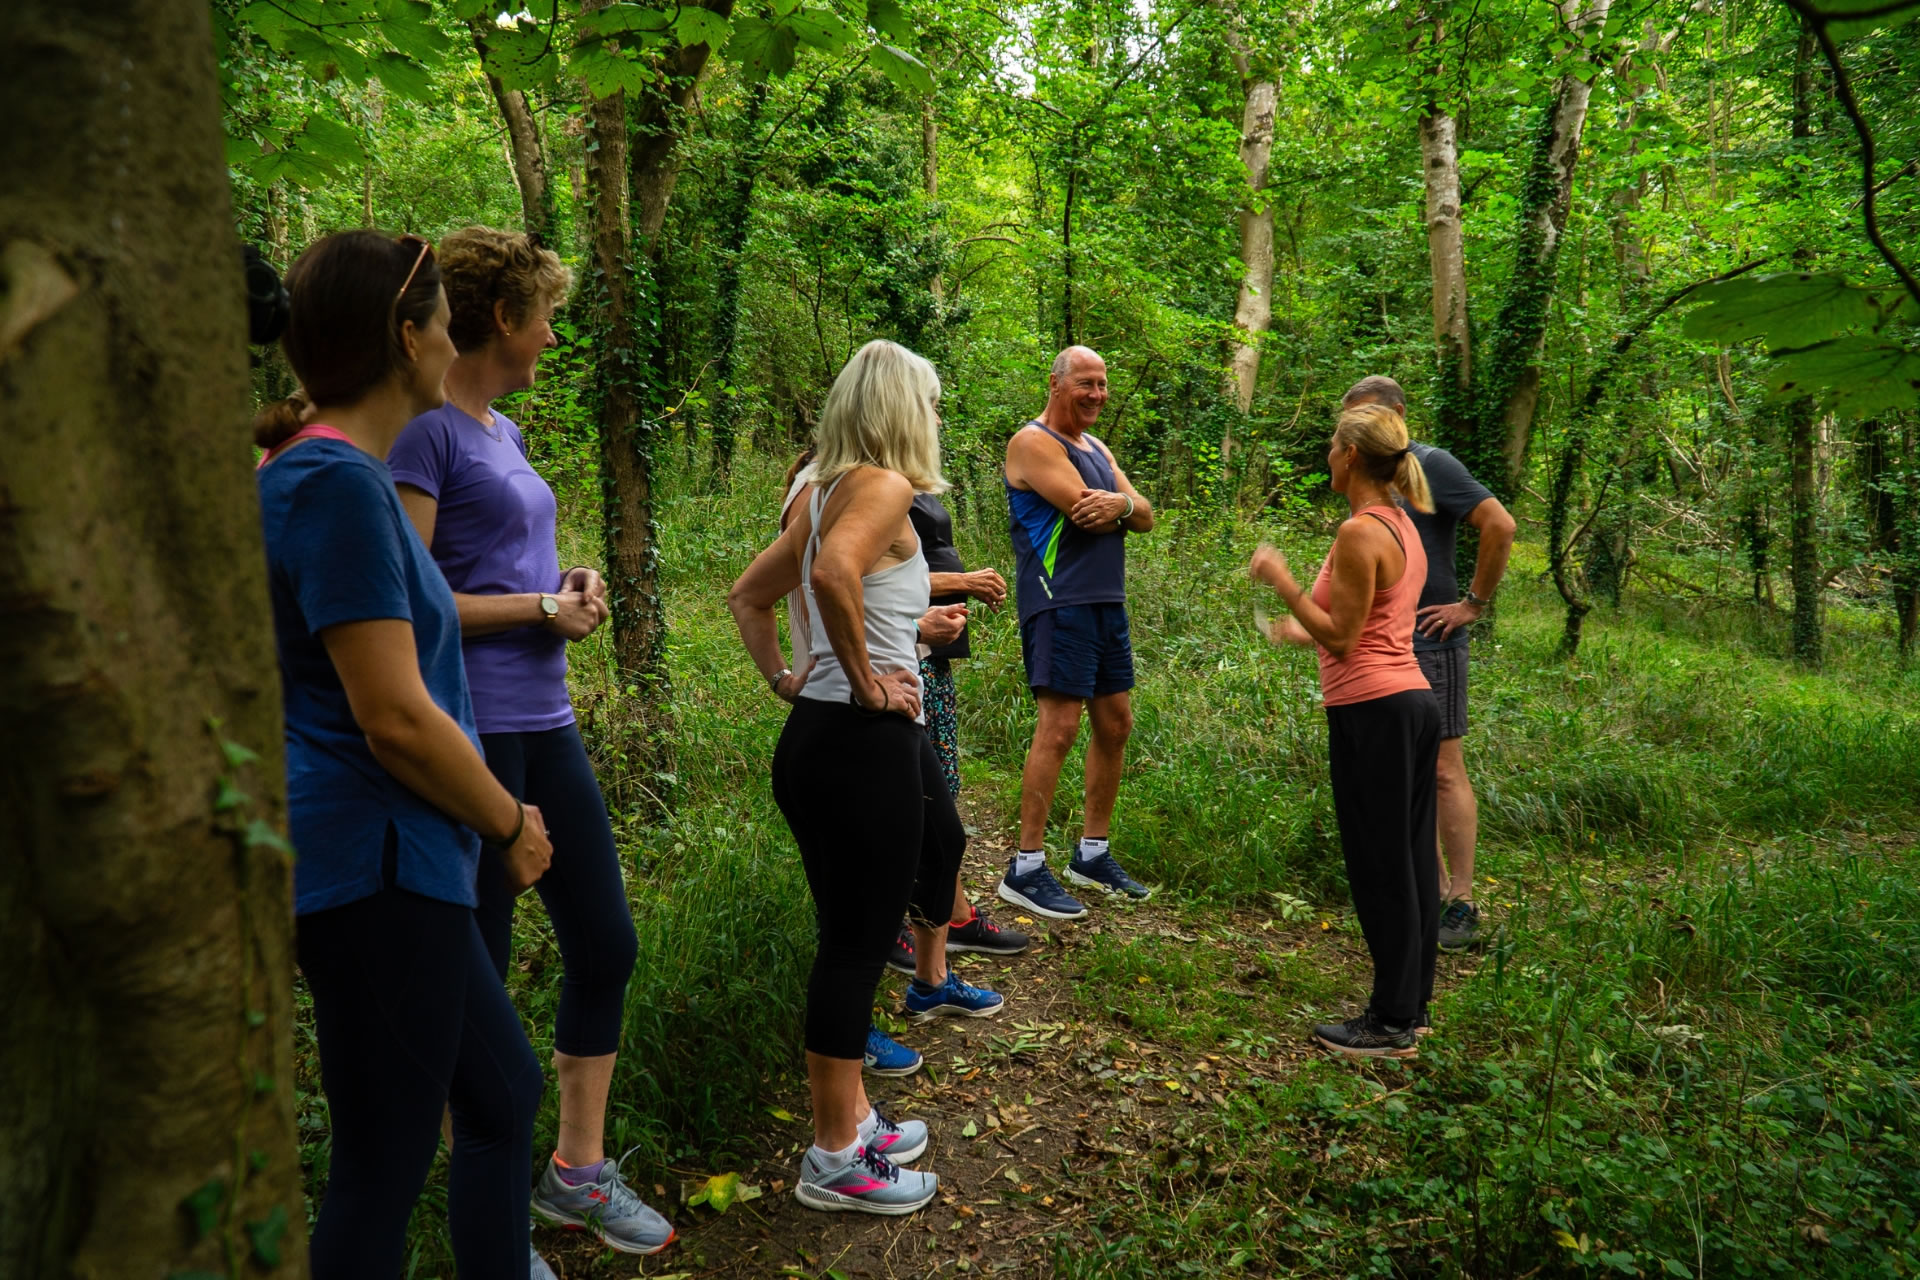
[1249,404,1443,1059]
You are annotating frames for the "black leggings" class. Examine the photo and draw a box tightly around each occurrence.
[299,880,542,1279]
[772,699,966,1059]
[478,723,637,1058]
[1325,687,1443,1025]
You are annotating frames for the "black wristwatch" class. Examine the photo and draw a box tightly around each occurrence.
[1462,589,1488,609]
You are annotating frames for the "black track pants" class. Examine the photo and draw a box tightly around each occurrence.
[1325,687,1443,1026]
[299,883,542,1280]
[771,699,967,1059]
[477,722,638,1058]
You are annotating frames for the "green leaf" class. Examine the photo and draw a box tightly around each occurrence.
[218,737,260,769]
[687,1171,757,1212]
[960,1117,979,1137]
[767,1106,796,1121]
[214,776,250,813]
[790,7,858,53]
[866,0,914,44]
[674,7,731,49]
[573,42,660,95]
[246,1204,290,1268]
[179,1178,225,1241]
[870,41,932,94]
[1809,0,1920,38]
[1681,272,1896,350]
[1765,337,1920,413]
[578,4,675,40]
[376,0,450,61]
[246,818,295,857]
[486,19,564,90]
[371,50,436,102]
[297,111,366,170]
[725,15,798,80]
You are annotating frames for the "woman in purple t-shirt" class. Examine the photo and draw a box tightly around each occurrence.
[388,228,674,1257]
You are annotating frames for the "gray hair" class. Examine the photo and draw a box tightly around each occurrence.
[1342,375,1406,412]
[1051,345,1101,382]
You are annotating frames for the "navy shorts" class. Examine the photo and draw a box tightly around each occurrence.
[1021,603,1135,698]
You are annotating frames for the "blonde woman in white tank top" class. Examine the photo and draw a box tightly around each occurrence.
[729,341,1003,1217]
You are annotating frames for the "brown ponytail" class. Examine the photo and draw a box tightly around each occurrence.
[1334,404,1433,513]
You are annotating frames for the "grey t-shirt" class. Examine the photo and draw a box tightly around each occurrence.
[1400,442,1494,653]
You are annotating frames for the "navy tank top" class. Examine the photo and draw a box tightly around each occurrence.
[1006,420,1127,624]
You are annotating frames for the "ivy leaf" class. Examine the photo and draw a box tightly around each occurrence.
[214,776,250,813]
[179,1177,225,1242]
[246,1204,290,1267]
[789,7,858,54]
[371,50,436,102]
[218,738,260,769]
[869,41,932,94]
[245,818,295,857]
[866,0,915,44]
[674,7,731,49]
[726,15,798,81]
[1681,273,1896,350]
[1765,337,1920,413]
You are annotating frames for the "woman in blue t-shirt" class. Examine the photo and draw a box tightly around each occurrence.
[388,227,673,1257]
[255,230,557,1280]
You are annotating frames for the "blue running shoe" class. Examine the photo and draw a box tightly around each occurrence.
[864,1025,923,1077]
[904,970,1006,1022]
[997,858,1087,920]
[1067,848,1152,900]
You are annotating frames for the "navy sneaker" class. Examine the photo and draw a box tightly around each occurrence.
[886,921,915,976]
[1067,848,1151,900]
[864,1025,923,1077]
[946,905,1030,956]
[997,858,1087,921]
[904,970,1006,1022]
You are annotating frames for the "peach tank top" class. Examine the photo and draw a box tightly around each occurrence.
[1310,504,1431,707]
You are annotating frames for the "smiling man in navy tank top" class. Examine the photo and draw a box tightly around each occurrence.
[997,346,1157,920]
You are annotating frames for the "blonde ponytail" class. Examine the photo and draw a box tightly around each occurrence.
[1334,403,1433,514]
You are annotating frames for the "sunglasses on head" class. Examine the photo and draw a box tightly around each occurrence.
[394,233,433,305]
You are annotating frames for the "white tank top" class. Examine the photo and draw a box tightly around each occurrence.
[796,475,929,723]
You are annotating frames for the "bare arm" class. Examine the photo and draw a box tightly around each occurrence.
[321,618,552,888]
[396,483,602,640]
[928,568,1007,606]
[1250,520,1397,659]
[810,468,919,713]
[728,521,809,702]
[1086,438,1155,533]
[1416,495,1517,640]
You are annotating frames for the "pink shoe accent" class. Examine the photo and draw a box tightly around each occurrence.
[842,1177,889,1195]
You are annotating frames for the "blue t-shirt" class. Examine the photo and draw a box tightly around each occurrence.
[1006,421,1127,625]
[388,405,572,734]
[258,438,483,915]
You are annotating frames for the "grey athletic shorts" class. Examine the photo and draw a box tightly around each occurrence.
[1415,646,1469,740]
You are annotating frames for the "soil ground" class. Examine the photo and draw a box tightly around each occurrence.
[546,795,1474,1279]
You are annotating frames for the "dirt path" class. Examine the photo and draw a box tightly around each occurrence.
[546,798,1465,1278]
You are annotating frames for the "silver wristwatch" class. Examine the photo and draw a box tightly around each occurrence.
[1462,589,1488,608]
[769,667,793,692]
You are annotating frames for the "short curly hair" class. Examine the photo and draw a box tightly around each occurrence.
[437,226,573,354]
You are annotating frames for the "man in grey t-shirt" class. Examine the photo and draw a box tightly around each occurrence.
[1342,376,1517,951]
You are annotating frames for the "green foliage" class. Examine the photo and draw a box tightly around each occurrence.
[1684,273,1920,412]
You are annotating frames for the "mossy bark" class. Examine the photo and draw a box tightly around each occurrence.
[0,1,305,1274]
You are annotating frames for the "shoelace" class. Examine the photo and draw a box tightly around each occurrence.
[588,1148,650,1218]
[855,1145,901,1184]
[1441,900,1476,927]
[871,1105,903,1139]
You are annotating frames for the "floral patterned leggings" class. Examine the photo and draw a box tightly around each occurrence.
[920,657,961,799]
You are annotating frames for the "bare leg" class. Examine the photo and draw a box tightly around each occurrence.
[950,875,971,925]
[552,1051,616,1167]
[1018,692,1086,849]
[1434,736,1477,901]
[910,923,950,986]
[1081,692,1134,838]
[807,1053,870,1151]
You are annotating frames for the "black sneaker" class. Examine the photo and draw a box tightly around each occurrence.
[1066,849,1152,900]
[886,921,915,976]
[1437,899,1482,952]
[1414,1006,1431,1038]
[946,905,1030,956]
[1313,1011,1419,1059]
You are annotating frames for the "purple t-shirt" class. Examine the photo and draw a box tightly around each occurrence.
[389,404,573,734]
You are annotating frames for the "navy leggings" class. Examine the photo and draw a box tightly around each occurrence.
[772,699,967,1059]
[299,872,542,1279]
[477,723,637,1058]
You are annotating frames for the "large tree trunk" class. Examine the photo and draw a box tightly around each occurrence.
[1223,34,1277,452]
[470,18,555,242]
[1472,0,1613,494]
[0,2,305,1275]
[585,10,676,811]
[1420,109,1472,444]
[707,81,770,482]
[630,0,736,250]
[1787,19,1821,666]
[924,90,944,302]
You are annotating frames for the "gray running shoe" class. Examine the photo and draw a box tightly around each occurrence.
[530,1241,558,1280]
[532,1153,677,1255]
[1313,1011,1419,1059]
[795,1144,938,1215]
[864,1107,928,1164]
[1438,899,1482,952]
